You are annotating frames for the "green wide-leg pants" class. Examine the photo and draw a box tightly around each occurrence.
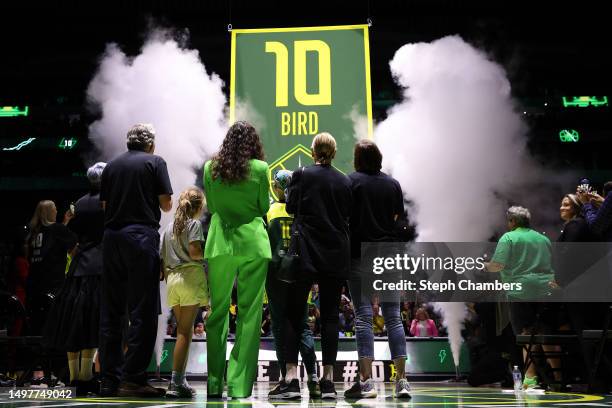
[206,255,268,398]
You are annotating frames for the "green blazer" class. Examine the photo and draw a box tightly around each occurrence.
[203,159,272,260]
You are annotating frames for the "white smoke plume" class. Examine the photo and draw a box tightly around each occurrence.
[376,35,561,368]
[432,302,468,367]
[377,35,533,242]
[346,105,370,141]
[234,98,267,136]
[86,28,227,367]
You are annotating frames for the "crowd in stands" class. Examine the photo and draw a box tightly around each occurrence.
[162,285,445,339]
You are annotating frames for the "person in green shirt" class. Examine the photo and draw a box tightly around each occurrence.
[486,206,558,390]
[203,121,272,398]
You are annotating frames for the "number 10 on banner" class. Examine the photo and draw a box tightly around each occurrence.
[266,40,331,135]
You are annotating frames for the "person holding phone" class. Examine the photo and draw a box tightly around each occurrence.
[577,180,612,242]
[26,200,77,386]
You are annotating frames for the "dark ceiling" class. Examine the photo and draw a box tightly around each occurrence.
[0,1,609,232]
[1,0,610,106]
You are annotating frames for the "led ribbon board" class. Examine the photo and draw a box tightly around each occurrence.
[58,137,78,150]
[559,129,580,142]
[562,96,608,108]
[2,137,36,151]
[0,106,29,117]
[230,24,373,188]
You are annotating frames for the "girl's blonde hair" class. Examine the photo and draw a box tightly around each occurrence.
[173,187,205,238]
[29,200,56,236]
[311,132,337,165]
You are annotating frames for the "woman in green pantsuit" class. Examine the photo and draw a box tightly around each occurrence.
[203,121,271,398]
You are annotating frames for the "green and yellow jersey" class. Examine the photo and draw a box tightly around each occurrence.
[266,202,293,269]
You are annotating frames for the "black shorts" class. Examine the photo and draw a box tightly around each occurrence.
[510,302,565,335]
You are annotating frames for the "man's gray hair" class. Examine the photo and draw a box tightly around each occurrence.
[506,206,531,228]
[126,123,156,151]
[87,162,107,186]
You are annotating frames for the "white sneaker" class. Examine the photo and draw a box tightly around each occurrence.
[394,378,411,399]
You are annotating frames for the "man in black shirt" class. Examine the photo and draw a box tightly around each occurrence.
[99,123,173,397]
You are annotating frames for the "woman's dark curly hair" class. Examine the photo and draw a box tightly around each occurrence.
[211,121,265,183]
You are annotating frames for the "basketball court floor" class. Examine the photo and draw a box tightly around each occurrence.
[1,381,611,408]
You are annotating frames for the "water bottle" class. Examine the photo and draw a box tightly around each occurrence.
[512,366,522,392]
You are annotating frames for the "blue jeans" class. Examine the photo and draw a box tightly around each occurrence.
[348,279,406,360]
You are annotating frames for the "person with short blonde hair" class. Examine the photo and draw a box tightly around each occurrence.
[276,132,351,399]
[311,132,337,166]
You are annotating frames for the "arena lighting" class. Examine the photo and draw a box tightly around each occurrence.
[2,137,36,151]
[58,137,77,150]
[0,106,29,117]
[562,96,608,108]
[559,129,580,142]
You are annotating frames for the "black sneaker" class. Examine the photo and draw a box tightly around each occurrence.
[0,374,15,388]
[547,383,570,392]
[118,381,166,397]
[166,382,196,398]
[307,380,321,398]
[344,379,377,399]
[29,377,48,388]
[319,379,337,399]
[268,380,285,397]
[72,380,91,397]
[99,377,118,397]
[268,379,301,399]
[88,378,102,395]
[75,378,100,396]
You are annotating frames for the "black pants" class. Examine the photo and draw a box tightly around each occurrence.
[284,277,344,366]
[99,225,160,385]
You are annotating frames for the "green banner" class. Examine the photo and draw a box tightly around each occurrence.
[230,24,373,188]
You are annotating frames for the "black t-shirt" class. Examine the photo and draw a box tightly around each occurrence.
[28,223,77,292]
[555,217,601,287]
[70,191,105,245]
[349,171,404,256]
[100,150,173,229]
